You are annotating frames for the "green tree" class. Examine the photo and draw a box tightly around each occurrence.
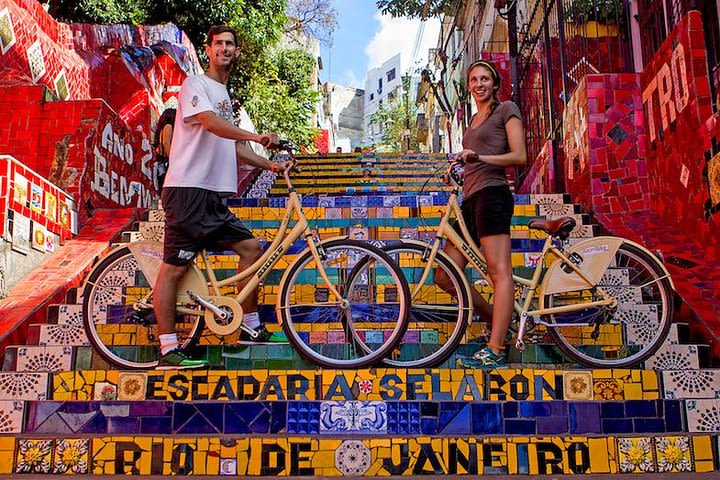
[244,49,320,147]
[369,86,419,152]
[375,0,460,18]
[48,0,324,148]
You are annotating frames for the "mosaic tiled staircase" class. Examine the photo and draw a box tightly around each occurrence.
[1,154,718,476]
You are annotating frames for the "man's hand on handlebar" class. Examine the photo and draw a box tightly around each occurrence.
[258,132,280,149]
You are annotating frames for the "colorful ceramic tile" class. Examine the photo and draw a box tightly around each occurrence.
[0,7,16,54]
[563,371,593,400]
[319,401,387,434]
[15,439,52,473]
[685,399,720,433]
[0,401,24,433]
[0,372,47,400]
[654,436,692,472]
[617,437,655,473]
[645,344,700,370]
[117,372,148,401]
[37,323,89,346]
[93,381,117,401]
[56,304,83,326]
[662,370,720,399]
[16,346,73,373]
[53,439,89,474]
[335,440,371,475]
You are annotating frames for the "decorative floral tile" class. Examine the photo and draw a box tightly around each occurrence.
[53,439,89,474]
[617,437,655,473]
[117,372,147,401]
[593,377,624,400]
[654,436,692,472]
[320,401,387,434]
[26,40,46,82]
[0,372,48,400]
[15,439,52,473]
[662,370,720,399]
[0,7,16,54]
[16,346,73,373]
[93,381,117,401]
[335,440,371,476]
[563,371,593,400]
[685,399,720,433]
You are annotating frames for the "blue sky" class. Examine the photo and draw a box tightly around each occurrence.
[319,0,440,89]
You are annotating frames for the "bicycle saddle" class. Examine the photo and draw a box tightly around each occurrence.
[528,216,577,239]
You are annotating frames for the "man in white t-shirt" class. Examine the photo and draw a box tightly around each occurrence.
[155,25,291,369]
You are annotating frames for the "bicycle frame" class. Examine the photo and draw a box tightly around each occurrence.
[175,167,343,316]
[409,182,616,328]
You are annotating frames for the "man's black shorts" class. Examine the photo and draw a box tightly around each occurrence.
[161,187,254,266]
[452,185,514,241]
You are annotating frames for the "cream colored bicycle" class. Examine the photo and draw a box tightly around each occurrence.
[82,142,410,370]
[356,159,675,368]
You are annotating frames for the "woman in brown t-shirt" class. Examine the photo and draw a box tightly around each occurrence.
[442,60,527,367]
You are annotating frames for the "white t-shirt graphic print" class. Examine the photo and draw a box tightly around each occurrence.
[164,74,238,194]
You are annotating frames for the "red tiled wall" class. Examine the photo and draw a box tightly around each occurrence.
[0,0,89,99]
[641,11,720,260]
[518,140,555,194]
[561,74,649,213]
[0,155,75,241]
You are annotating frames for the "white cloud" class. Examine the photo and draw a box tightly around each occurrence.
[365,13,441,75]
[341,69,363,89]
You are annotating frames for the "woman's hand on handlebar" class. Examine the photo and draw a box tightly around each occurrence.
[456,149,479,164]
[270,159,294,174]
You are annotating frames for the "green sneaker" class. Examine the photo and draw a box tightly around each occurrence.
[237,324,289,345]
[156,349,209,370]
[457,346,508,369]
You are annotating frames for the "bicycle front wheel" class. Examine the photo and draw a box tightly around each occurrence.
[545,241,674,368]
[379,242,473,367]
[277,239,410,369]
[82,244,205,370]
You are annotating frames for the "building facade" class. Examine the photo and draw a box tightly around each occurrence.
[363,53,402,145]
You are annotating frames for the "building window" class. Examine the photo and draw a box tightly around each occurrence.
[388,92,395,102]
[387,68,396,82]
[637,0,667,64]
[370,93,374,101]
[378,78,383,94]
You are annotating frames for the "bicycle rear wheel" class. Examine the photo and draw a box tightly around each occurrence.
[82,245,206,370]
[277,239,410,369]
[379,242,473,367]
[545,241,674,368]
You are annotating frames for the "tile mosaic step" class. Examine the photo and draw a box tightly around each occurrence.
[27,323,89,347]
[0,372,48,400]
[50,369,662,402]
[662,370,720,399]
[46,304,83,326]
[226,192,572,207]
[644,343,702,370]
[3,345,94,372]
[18,398,689,437]
[5,433,717,476]
[686,399,720,433]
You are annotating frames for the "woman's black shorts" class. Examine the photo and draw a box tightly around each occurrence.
[161,187,254,266]
[452,185,514,241]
